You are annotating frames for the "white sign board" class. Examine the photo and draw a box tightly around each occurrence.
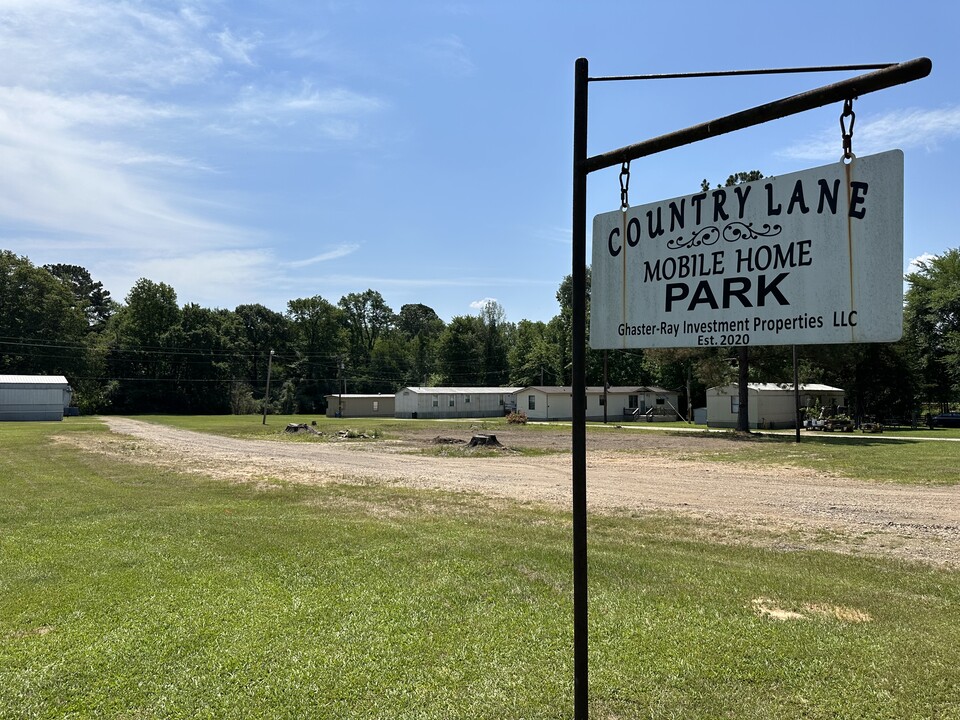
[590,150,904,349]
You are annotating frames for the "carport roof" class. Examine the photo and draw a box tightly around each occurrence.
[0,374,70,385]
[710,382,844,393]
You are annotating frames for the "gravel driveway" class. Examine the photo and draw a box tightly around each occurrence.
[78,417,960,568]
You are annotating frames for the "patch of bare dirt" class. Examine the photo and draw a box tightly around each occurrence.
[752,597,873,623]
[57,418,960,569]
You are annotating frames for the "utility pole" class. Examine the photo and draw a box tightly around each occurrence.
[737,347,749,432]
[793,345,802,443]
[262,349,274,425]
[603,351,608,424]
[338,358,345,418]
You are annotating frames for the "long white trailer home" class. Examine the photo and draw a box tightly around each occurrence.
[394,387,522,419]
[518,386,681,422]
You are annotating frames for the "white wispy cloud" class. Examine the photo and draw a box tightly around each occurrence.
[284,244,360,268]
[779,107,960,161]
[0,0,381,310]
[907,253,937,273]
[0,87,184,129]
[217,82,384,142]
[316,276,555,289]
[231,83,382,121]
[536,226,572,246]
[470,297,499,310]
[0,0,223,89]
[415,35,475,77]
[216,27,262,66]
[0,85,240,250]
[90,248,284,309]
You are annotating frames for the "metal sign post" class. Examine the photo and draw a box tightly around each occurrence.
[570,57,931,719]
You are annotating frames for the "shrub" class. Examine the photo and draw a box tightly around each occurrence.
[506,411,528,425]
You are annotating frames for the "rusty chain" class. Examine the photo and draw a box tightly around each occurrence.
[619,160,630,210]
[840,97,856,162]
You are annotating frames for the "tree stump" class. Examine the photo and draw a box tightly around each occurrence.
[285,423,321,435]
[468,434,502,447]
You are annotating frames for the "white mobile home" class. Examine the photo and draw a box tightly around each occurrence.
[0,375,73,421]
[394,387,522,419]
[324,394,395,418]
[707,383,845,429]
[518,386,681,422]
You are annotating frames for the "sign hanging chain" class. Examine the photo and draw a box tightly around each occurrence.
[619,160,631,210]
[840,98,856,162]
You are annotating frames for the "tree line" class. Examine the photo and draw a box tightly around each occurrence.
[1,248,957,418]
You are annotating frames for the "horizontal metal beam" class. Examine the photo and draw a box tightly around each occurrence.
[585,57,932,174]
[589,63,895,82]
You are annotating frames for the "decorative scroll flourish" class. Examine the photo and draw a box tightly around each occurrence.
[722,221,783,243]
[666,226,720,250]
[666,221,782,250]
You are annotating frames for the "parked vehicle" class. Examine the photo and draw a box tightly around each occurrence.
[931,412,960,428]
[860,416,883,433]
[822,415,854,432]
[805,406,854,432]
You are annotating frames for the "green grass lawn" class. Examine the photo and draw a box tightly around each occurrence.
[667,431,960,486]
[1,419,958,718]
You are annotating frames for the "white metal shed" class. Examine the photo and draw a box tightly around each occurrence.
[0,375,73,421]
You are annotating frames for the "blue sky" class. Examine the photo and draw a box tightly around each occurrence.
[2,1,957,323]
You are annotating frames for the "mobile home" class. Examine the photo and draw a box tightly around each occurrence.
[394,387,522,419]
[324,393,395,418]
[518,386,681,422]
[707,383,845,429]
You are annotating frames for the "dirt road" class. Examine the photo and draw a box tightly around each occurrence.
[86,417,960,567]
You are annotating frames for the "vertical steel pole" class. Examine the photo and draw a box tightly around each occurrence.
[262,349,274,425]
[793,345,801,443]
[603,351,608,424]
[572,56,589,720]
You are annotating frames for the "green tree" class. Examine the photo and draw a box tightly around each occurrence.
[232,303,291,401]
[545,315,571,385]
[106,278,182,412]
[367,332,412,392]
[436,315,486,385]
[603,349,652,388]
[478,300,511,386]
[803,342,917,422]
[509,320,553,386]
[904,248,960,409]
[164,305,240,413]
[43,263,115,330]
[114,278,180,349]
[339,290,396,392]
[700,170,763,191]
[397,303,445,385]
[552,269,589,386]
[339,290,395,356]
[0,250,89,379]
[287,295,346,412]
